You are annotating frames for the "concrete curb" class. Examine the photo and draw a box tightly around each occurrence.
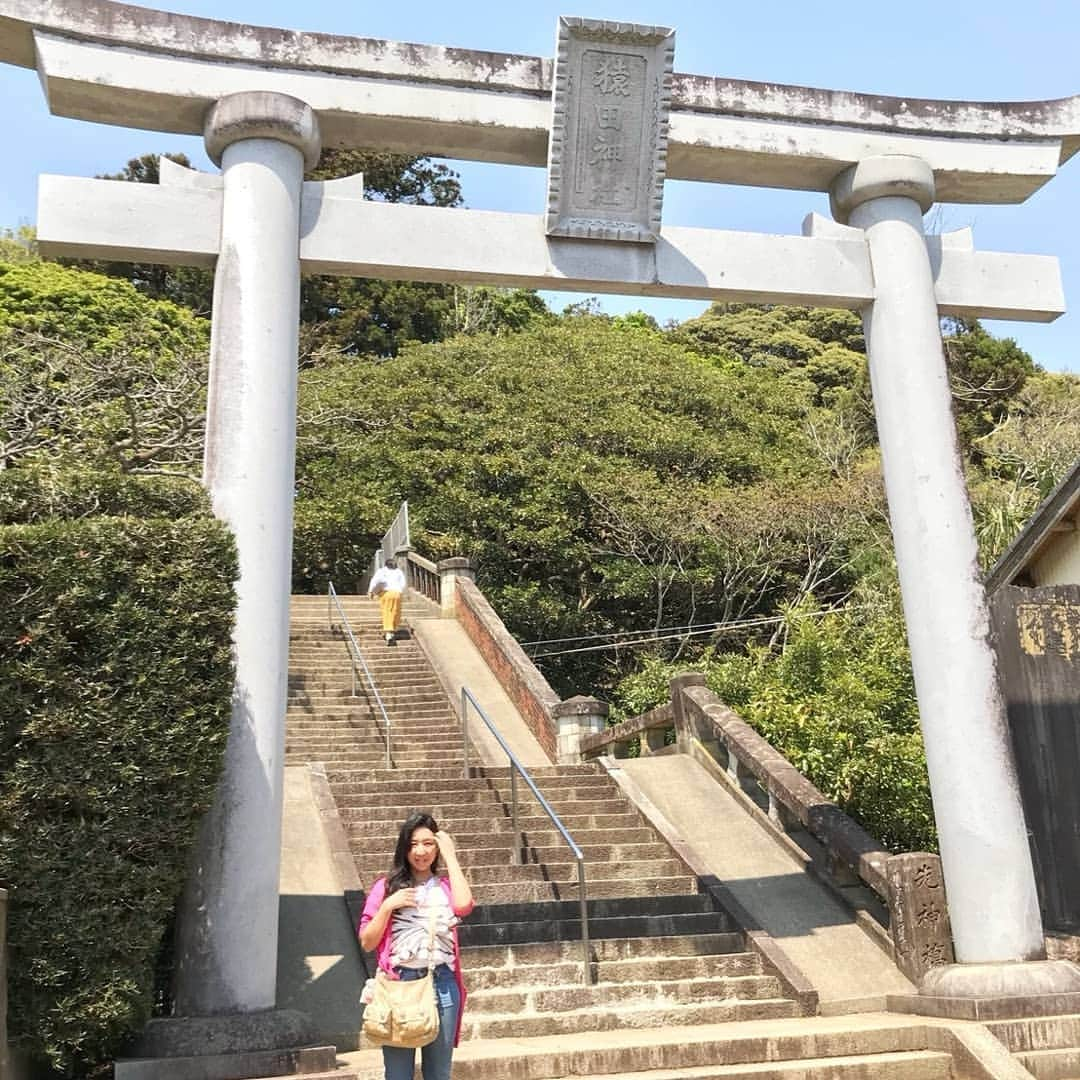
[596,755,820,1017]
[307,762,368,960]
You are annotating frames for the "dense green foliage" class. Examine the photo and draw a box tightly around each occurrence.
[0,475,236,1076]
[0,263,235,1076]
[293,314,879,689]
[0,261,209,476]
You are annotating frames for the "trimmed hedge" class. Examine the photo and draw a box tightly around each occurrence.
[0,476,236,1076]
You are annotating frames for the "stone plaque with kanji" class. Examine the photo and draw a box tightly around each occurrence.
[886,852,955,984]
[546,17,674,242]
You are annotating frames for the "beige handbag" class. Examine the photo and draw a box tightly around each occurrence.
[362,905,441,1048]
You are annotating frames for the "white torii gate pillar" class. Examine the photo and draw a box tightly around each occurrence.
[172,91,321,1016]
[832,156,1079,999]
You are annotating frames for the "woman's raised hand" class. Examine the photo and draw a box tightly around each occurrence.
[434,830,458,862]
[384,887,418,911]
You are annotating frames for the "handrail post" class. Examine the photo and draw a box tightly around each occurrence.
[511,768,520,865]
[328,581,394,770]
[327,584,332,630]
[462,688,470,780]
[577,860,593,984]
[459,686,590,983]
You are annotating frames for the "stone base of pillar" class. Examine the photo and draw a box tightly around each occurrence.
[887,959,1080,1020]
[114,1010,332,1080]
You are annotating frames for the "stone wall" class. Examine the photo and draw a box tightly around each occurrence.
[454,578,558,762]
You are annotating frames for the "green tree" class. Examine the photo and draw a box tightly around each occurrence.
[0,261,209,476]
[942,317,1037,450]
[292,314,870,692]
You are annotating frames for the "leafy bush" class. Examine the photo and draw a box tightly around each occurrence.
[0,473,236,1076]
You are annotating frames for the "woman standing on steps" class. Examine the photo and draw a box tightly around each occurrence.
[359,811,475,1080]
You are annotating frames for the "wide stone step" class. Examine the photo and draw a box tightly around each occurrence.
[984,1014,1080,1052]
[468,973,785,1015]
[509,1052,952,1080]
[339,773,605,794]
[328,785,619,808]
[346,826,658,853]
[334,794,634,818]
[462,997,800,1040]
[458,908,730,946]
[461,933,746,970]
[287,692,450,709]
[343,1001,934,1080]
[339,810,647,833]
[368,764,599,782]
[465,893,722,925]
[464,949,762,989]
[1015,1047,1080,1078]
[286,718,458,733]
[295,733,462,749]
[351,857,689,892]
[466,876,697,905]
[462,842,675,867]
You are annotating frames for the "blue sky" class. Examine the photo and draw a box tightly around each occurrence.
[1,0,1077,372]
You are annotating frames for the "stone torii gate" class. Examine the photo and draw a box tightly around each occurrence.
[3,0,1080,1058]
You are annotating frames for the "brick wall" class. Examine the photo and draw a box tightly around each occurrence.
[455,578,558,762]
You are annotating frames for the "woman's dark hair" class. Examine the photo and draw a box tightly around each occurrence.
[386,811,441,895]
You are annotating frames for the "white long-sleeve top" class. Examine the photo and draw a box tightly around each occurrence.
[368,565,406,595]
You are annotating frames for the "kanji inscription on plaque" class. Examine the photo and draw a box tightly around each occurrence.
[546,17,674,242]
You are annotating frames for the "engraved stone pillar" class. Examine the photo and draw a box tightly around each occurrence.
[886,854,955,984]
[831,156,1062,991]
[173,91,320,1016]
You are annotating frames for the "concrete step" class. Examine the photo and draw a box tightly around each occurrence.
[985,1014,1080,1052]
[346,826,659,852]
[366,764,599,782]
[465,876,698,905]
[328,785,623,808]
[462,997,801,1040]
[456,842,676,867]
[333,793,636,817]
[458,909,732,947]
[483,1052,952,1079]
[341,1014,939,1080]
[294,734,462,752]
[464,949,763,989]
[339,809,649,832]
[461,933,747,970]
[350,857,690,890]
[1015,1047,1080,1078]
[467,973,786,1014]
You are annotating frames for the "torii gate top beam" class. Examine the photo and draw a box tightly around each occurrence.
[2,0,1079,203]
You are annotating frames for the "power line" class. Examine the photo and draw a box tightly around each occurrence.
[527,611,804,660]
[520,619,743,648]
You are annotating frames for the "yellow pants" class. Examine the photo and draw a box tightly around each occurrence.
[379,590,402,633]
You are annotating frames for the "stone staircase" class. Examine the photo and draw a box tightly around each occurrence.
[987,1014,1080,1078]
[285,595,958,1079]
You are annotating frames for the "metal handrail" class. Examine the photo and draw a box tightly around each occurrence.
[460,687,593,984]
[372,500,410,576]
[327,582,393,770]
